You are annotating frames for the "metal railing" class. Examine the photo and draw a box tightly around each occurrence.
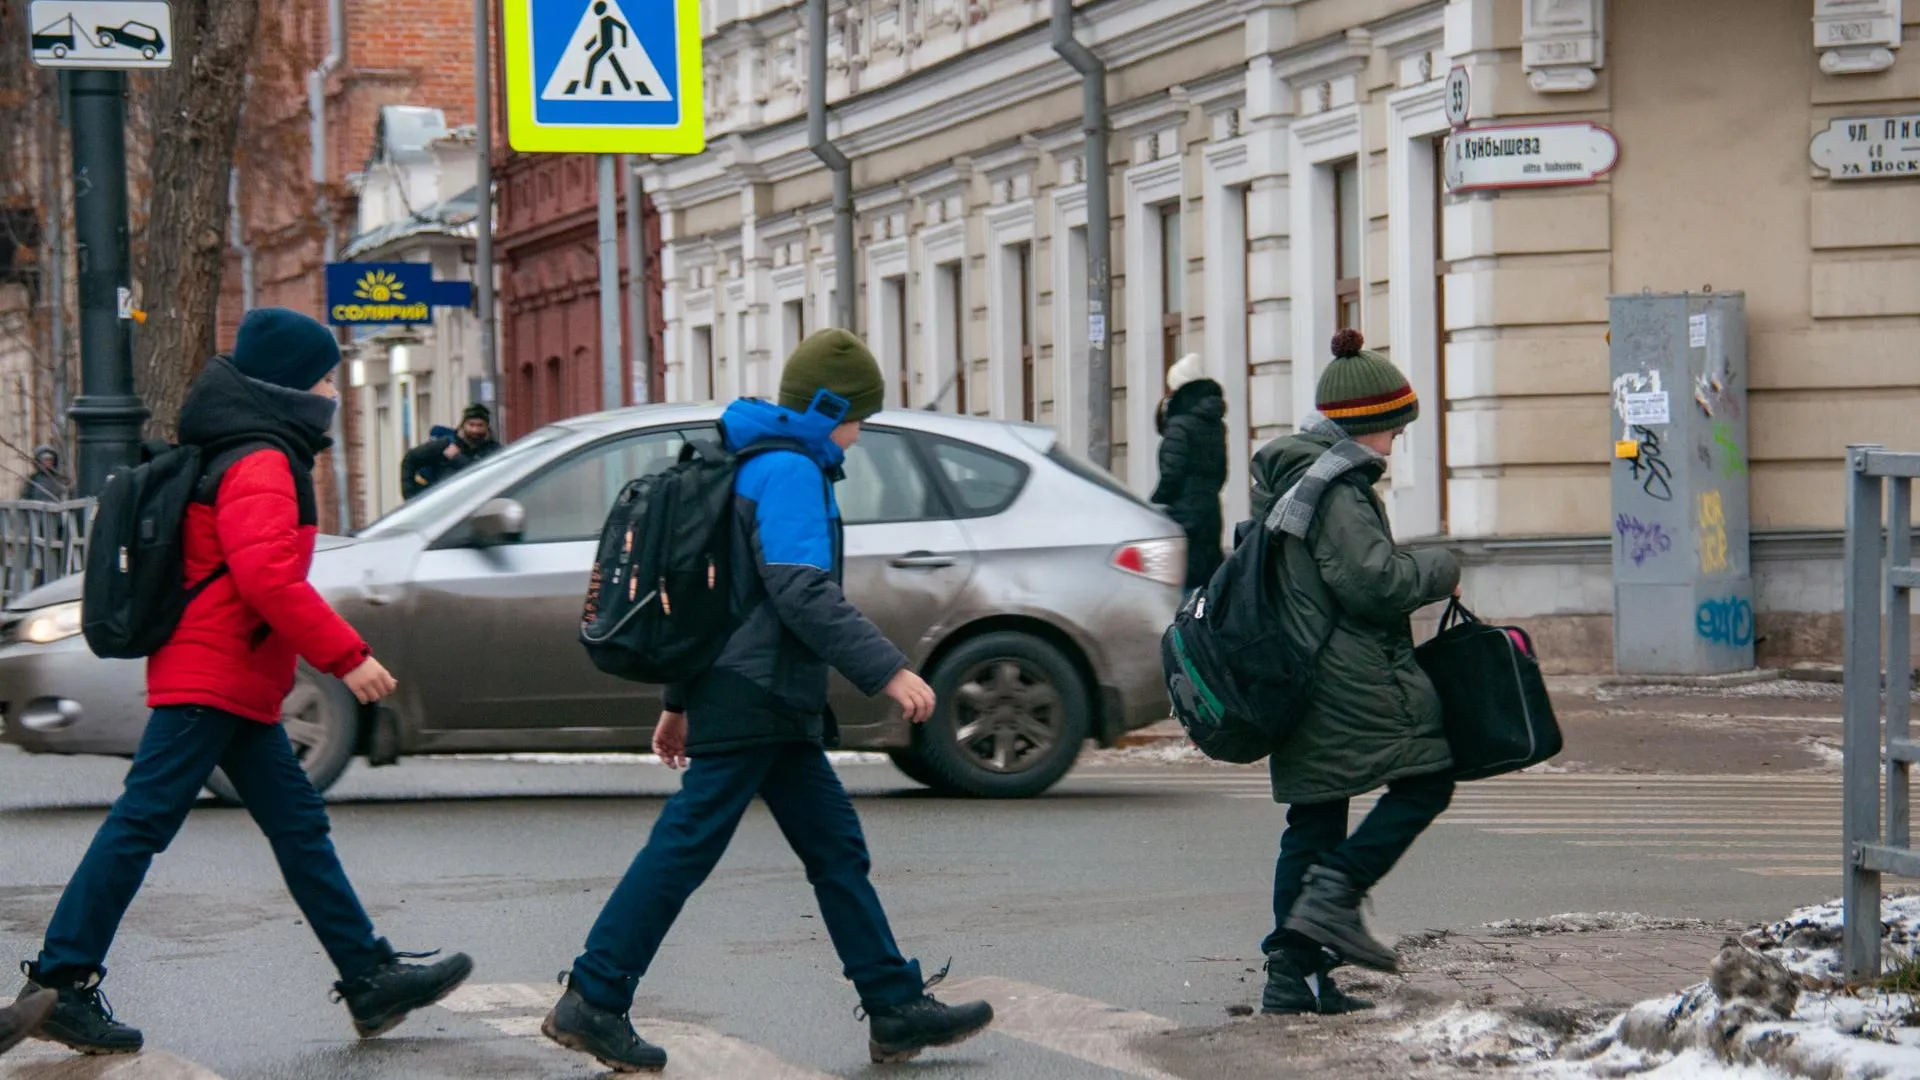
[0,499,93,607]
[1843,444,1920,981]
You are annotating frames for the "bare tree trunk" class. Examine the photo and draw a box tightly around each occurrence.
[133,0,260,437]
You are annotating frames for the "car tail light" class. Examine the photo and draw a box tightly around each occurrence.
[1112,538,1185,587]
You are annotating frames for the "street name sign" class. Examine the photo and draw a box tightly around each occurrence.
[1444,65,1470,129]
[28,0,172,68]
[501,0,705,155]
[1443,121,1620,193]
[325,263,475,328]
[1810,114,1920,179]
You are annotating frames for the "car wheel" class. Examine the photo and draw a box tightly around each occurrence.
[912,632,1091,798]
[52,44,68,58]
[141,45,156,59]
[205,665,357,804]
[98,31,114,45]
[886,747,943,789]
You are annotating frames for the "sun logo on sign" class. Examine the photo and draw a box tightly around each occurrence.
[353,270,406,303]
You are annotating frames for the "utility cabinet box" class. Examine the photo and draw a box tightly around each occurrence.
[1608,291,1751,675]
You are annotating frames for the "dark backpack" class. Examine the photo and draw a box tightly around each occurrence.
[579,434,806,685]
[1160,512,1337,764]
[81,440,276,660]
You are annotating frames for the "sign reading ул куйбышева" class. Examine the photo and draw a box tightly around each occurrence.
[1811,114,1920,179]
[1443,121,1620,193]
[324,263,473,327]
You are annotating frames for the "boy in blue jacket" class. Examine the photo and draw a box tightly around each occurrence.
[544,330,994,1073]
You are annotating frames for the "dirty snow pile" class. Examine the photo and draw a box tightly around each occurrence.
[1562,896,1920,1078]
[1389,898,1920,1079]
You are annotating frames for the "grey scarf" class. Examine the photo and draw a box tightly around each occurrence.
[1264,414,1382,539]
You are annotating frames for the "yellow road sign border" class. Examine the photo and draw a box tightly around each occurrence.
[501,0,706,156]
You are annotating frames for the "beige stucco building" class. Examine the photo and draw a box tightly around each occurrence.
[640,0,1920,670]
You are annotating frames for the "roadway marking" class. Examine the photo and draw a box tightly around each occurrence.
[439,983,837,1080]
[0,1046,229,1080]
[936,975,1182,1080]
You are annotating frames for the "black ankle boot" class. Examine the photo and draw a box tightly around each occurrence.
[331,950,473,1039]
[542,984,668,1074]
[863,966,994,1064]
[18,963,143,1055]
[1311,959,1375,1015]
[1260,951,1319,1015]
[1283,866,1399,972]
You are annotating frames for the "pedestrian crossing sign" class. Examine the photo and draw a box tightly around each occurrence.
[501,0,704,155]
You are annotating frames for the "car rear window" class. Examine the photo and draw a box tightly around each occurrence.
[1047,445,1155,510]
[926,438,1028,517]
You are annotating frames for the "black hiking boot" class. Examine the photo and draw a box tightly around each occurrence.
[18,964,143,1055]
[1283,866,1400,973]
[863,965,994,1064]
[1259,951,1319,1016]
[331,950,473,1039]
[542,984,668,1074]
[0,987,55,1055]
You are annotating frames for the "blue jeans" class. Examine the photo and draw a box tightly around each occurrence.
[570,743,925,1012]
[1261,772,1455,958]
[37,706,391,981]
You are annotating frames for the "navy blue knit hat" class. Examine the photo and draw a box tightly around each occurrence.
[232,308,342,391]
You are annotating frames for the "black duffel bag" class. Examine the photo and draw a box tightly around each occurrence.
[1414,599,1562,781]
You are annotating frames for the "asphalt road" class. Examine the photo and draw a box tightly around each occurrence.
[0,740,1843,1080]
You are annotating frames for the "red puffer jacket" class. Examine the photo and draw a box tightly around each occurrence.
[147,359,370,722]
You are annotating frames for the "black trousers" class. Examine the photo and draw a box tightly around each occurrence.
[1261,772,1455,958]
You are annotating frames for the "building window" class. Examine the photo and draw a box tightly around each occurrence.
[783,298,805,357]
[883,275,908,406]
[937,261,966,414]
[544,357,565,426]
[691,325,715,400]
[1160,203,1184,376]
[1432,135,1451,532]
[414,373,432,437]
[735,310,749,397]
[1014,242,1035,421]
[1333,158,1361,331]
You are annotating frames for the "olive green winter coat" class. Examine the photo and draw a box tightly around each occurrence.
[1249,430,1461,805]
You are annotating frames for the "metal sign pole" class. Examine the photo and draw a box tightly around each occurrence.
[65,68,148,495]
[624,156,650,404]
[473,0,500,423]
[597,154,623,411]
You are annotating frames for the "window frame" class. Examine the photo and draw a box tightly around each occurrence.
[477,424,712,546]
[834,424,956,528]
[1332,157,1361,332]
[913,431,1031,521]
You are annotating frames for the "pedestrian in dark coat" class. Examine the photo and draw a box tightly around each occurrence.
[14,309,473,1057]
[1150,353,1228,592]
[544,329,994,1073]
[17,445,71,502]
[1248,328,1460,1017]
[400,403,502,499]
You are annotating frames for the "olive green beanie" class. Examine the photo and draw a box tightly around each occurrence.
[1316,328,1418,436]
[778,328,886,421]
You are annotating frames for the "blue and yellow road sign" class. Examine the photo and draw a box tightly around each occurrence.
[501,0,704,156]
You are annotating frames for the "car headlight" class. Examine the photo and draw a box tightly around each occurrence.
[17,601,82,645]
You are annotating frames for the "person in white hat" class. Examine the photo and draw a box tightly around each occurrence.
[1151,353,1228,594]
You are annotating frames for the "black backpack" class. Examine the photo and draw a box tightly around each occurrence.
[1160,513,1337,764]
[579,434,805,685]
[81,440,276,660]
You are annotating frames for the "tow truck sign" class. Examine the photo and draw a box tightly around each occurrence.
[28,0,172,69]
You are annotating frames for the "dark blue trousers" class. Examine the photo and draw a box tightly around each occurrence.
[1261,772,1455,958]
[570,743,924,1013]
[37,706,391,981]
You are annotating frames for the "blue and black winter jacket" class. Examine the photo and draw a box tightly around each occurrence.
[667,397,909,754]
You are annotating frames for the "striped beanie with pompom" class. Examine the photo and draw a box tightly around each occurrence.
[1315,329,1418,436]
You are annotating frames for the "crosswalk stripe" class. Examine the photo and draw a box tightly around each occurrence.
[936,976,1182,1080]
[0,1046,229,1079]
[437,983,838,1080]
[1486,827,1836,836]
[1567,839,1834,848]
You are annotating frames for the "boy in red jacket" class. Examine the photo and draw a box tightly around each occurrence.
[13,309,472,1054]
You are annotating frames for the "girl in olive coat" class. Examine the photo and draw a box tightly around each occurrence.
[1246,329,1460,1017]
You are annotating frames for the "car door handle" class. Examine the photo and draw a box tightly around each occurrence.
[891,551,956,569]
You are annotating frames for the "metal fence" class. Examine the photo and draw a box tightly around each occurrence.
[0,499,93,607]
[1843,444,1920,981]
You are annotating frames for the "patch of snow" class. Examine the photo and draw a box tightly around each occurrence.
[1395,1003,1561,1067]
[1081,742,1240,767]
[1486,913,1733,935]
[1535,1046,1793,1079]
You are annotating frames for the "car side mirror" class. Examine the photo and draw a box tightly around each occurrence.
[466,498,525,547]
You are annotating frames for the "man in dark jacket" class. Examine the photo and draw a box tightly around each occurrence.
[1248,328,1459,1017]
[544,329,994,1074]
[400,402,501,499]
[14,309,472,1054]
[17,445,71,502]
[1151,353,1227,592]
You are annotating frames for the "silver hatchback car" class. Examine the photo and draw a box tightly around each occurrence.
[0,405,1182,798]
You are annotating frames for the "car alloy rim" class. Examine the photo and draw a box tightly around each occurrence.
[279,680,330,768]
[951,659,1061,774]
